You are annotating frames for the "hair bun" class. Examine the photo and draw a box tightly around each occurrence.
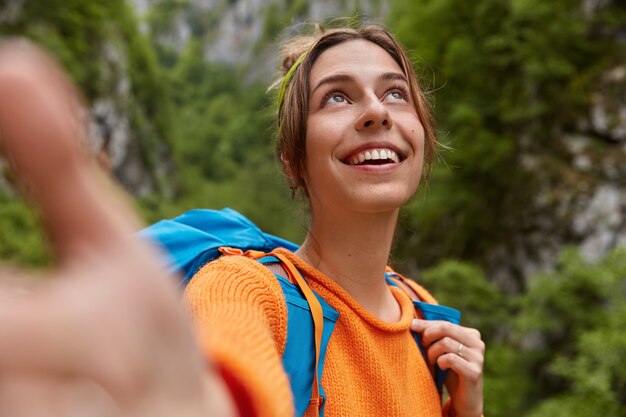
[278,23,326,75]
[279,37,313,75]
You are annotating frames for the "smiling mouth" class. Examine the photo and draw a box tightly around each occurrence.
[344,148,403,166]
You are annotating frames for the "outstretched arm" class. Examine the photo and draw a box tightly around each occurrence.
[0,40,236,417]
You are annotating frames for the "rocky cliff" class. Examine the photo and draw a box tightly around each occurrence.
[2,0,625,289]
[133,0,388,81]
[0,0,174,197]
[491,23,626,290]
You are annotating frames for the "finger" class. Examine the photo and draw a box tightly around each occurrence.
[426,337,481,367]
[411,319,483,349]
[437,352,483,383]
[0,41,143,263]
[0,40,87,191]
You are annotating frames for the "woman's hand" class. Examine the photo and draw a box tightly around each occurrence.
[0,40,236,417]
[411,319,484,417]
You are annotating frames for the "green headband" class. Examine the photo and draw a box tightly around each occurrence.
[277,53,307,109]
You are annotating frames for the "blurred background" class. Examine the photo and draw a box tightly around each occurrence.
[0,0,625,415]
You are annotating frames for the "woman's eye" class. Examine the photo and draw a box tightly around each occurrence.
[325,93,348,105]
[385,90,407,101]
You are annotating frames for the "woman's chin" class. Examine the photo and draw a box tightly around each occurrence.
[342,189,416,215]
[307,180,419,217]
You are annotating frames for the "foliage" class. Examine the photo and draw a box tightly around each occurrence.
[421,248,626,416]
[421,260,507,339]
[140,33,304,242]
[390,0,625,267]
[2,1,626,416]
[1,1,110,98]
[419,259,530,415]
[0,192,51,268]
[519,248,626,416]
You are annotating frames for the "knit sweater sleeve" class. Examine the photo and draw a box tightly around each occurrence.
[183,255,293,417]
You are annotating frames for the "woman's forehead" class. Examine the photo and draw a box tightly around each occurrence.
[309,39,403,86]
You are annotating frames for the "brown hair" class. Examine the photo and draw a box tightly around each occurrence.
[276,24,436,196]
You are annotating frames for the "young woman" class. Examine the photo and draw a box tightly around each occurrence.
[184,25,485,417]
[0,24,483,417]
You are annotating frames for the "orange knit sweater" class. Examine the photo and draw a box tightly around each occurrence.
[185,248,450,417]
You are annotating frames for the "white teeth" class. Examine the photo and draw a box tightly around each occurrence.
[346,148,402,165]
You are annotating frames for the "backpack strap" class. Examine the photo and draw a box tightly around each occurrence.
[266,251,324,416]
[384,269,438,303]
[230,249,335,417]
[385,271,462,395]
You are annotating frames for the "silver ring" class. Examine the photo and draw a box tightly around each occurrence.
[457,343,464,357]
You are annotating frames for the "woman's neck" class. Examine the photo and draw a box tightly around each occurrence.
[296,208,400,321]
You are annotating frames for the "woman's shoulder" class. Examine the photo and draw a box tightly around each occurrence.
[185,253,290,352]
[189,253,283,291]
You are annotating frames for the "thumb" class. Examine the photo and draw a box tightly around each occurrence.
[410,319,428,332]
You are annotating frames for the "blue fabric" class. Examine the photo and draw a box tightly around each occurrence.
[414,301,461,394]
[257,256,338,417]
[278,276,338,417]
[138,208,299,283]
[385,275,462,395]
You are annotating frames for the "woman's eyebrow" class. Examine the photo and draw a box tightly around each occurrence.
[311,72,408,95]
[379,72,408,84]
[311,73,353,95]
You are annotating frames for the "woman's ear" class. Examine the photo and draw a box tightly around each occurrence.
[281,153,301,198]
[281,153,294,179]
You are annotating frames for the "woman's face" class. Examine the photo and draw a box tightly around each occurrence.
[303,39,425,216]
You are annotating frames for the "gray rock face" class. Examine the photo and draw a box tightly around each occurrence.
[130,0,388,81]
[583,0,613,17]
[570,67,626,262]
[203,0,266,66]
[132,0,152,16]
[88,43,132,169]
[85,40,165,197]
[0,0,172,198]
[589,66,626,142]
[486,61,626,290]
[0,0,26,24]
[574,185,626,261]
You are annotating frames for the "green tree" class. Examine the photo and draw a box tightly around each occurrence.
[419,248,626,416]
[140,36,303,242]
[389,0,624,270]
[419,260,528,416]
[519,248,626,416]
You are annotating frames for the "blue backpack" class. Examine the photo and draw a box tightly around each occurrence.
[140,208,461,417]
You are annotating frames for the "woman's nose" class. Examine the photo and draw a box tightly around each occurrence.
[355,96,393,131]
